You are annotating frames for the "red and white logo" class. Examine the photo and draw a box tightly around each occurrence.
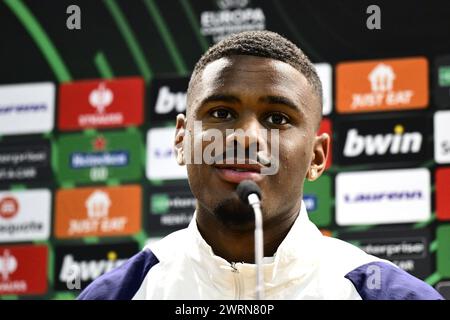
[0,245,48,295]
[0,197,19,219]
[58,77,144,130]
[0,250,17,281]
[89,83,114,114]
[436,168,450,221]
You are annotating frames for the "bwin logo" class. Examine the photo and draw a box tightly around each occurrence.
[154,86,186,114]
[60,251,126,284]
[344,125,422,157]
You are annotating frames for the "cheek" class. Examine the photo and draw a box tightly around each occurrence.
[279,137,311,176]
[183,128,207,164]
[185,127,226,164]
[186,164,206,207]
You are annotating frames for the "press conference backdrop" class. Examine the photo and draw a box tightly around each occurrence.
[0,0,449,299]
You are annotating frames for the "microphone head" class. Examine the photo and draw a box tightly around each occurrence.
[236,180,262,204]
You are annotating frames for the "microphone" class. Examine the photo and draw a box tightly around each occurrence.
[236,180,264,300]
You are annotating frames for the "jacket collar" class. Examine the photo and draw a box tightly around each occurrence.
[187,201,323,294]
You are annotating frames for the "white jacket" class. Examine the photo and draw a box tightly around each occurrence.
[78,203,443,300]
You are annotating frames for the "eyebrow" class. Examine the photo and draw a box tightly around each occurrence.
[200,94,241,106]
[199,94,301,112]
[258,95,300,112]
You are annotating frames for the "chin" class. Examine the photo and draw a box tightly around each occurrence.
[212,197,256,230]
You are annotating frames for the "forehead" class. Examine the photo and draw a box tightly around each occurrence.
[190,55,313,109]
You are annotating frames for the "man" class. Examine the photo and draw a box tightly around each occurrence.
[78,31,443,300]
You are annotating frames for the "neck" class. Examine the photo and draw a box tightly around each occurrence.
[196,202,301,264]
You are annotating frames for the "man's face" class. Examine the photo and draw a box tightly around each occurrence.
[175,55,328,230]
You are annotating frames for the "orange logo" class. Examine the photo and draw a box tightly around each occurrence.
[55,185,141,238]
[336,57,428,113]
[0,197,19,219]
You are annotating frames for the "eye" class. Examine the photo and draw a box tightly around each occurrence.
[210,108,232,119]
[266,113,289,125]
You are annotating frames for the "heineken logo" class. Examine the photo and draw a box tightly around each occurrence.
[57,131,143,184]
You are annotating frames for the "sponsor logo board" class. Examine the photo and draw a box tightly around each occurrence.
[315,63,332,116]
[339,228,432,279]
[148,183,195,235]
[57,131,143,184]
[55,185,142,238]
[59,77,144,130]
[336,168,431,226]
[0,139,52,184]
[0,189,51,242]
[303,174,332,227]
[54,242,139,291]
[147,77,189,123]
[436,168,450,221]
[0,82,55,135]
[434,55,450,109]
[337,115,427,166]
[434,111,450,164]
[146,127,187,181]
[336,57,428,113]
[0,245,48,295]
[437,225,450,278]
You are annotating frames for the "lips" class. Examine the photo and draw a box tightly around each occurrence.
[213,163,264,184]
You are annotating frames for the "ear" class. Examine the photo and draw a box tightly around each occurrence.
[306,132,330,181]
[174,113,186,166]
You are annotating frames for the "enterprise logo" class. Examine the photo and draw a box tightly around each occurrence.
[70,151,129,169]
[361,241,425,259]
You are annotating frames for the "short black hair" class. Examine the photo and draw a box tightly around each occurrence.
[188,30,323,110]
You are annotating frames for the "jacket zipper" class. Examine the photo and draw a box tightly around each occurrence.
[230,262,242,300]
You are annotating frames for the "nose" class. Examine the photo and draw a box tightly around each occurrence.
[224,115,268,160]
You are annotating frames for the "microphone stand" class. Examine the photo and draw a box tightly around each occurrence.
[248,193,264,300]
